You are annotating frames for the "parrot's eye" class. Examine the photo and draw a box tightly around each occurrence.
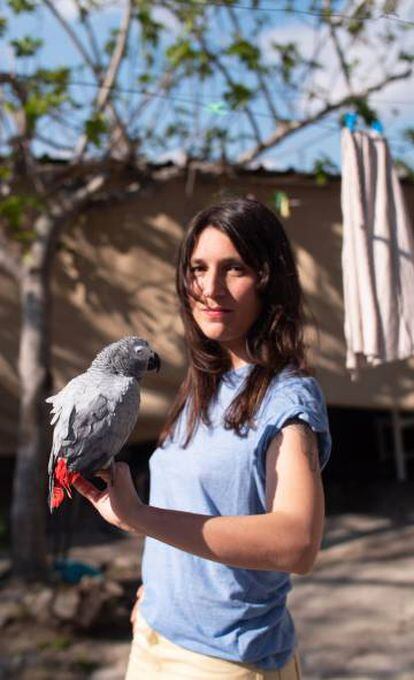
[134,346,145,354]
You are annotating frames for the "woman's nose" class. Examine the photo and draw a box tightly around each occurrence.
[200,270,225,298]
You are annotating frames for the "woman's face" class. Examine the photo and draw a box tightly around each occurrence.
[188,226,262,360]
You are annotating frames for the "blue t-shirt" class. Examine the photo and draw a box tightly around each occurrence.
[139,363,332,670]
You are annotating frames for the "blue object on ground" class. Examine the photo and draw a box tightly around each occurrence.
[53,558,102,584]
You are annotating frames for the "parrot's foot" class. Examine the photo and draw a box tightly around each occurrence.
[95,462,114,486]
[109,460,115,486]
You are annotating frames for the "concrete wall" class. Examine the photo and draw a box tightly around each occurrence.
[1,170,413,455]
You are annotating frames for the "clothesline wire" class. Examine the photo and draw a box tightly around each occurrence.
[170,0,414,26]
[14,76,414,123]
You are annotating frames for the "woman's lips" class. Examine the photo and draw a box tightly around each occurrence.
[202,308,233,318]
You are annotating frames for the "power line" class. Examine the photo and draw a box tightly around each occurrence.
[57,78,414,121]
[8,73,414,147]
[9,73,414,130]
[170,0,414,26]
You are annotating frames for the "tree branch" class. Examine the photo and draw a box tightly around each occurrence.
[226,6,280,121]
[195,32,263,148]
[25,174,108,275]
[73,0,133,161]
[77,2,103,69]
[125,68,176,127]
[42,0,95,70]
[0,235,22,281]
[0,72,27,105]
[34,132,75,153]
[236,68,412,165]
[42,0,132,161]
[324,0,354,96]
[0,72,45,193]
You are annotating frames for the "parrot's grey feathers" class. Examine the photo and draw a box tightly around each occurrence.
[46,336,160,511]
[47,374,139,478]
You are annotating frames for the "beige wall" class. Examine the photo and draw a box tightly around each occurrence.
[1,171,413,456]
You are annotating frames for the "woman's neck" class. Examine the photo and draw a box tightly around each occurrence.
[225,346,253,369]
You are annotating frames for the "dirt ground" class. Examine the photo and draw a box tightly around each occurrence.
[1,482,413,680]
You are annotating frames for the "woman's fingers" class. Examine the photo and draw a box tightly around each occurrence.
[95,469,111,484]
[115,461,132,481]
[95,462,130,485]
[73,476,105,504]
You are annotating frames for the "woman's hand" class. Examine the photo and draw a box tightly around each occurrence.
[130,584,144,629]
[73,462,144,534]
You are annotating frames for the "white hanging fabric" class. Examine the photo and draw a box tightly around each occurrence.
[341,127,414,381]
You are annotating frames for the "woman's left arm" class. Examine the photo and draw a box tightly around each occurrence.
[74,424,324,574]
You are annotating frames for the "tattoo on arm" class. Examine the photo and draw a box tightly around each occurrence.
[281,417,320,473]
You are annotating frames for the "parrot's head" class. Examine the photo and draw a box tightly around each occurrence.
[91,336,161,380]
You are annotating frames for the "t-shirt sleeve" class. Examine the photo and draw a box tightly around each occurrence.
[256,375,332,471]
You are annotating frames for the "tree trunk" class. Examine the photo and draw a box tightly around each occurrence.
[11,265,52,580]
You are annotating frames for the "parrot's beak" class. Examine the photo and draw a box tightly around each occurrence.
[147,352,161,373]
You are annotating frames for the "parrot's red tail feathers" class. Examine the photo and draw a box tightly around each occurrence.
[51,458,82,510]
[51,485,65,509]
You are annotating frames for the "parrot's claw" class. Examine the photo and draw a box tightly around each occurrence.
[109,460,115,486]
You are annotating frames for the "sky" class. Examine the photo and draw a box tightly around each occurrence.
[1,0,414,174]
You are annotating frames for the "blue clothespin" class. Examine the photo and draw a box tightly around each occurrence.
[344,112,358,131]
[371,120,384,134]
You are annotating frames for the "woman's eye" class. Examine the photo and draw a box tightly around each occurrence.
[228,264,244,273]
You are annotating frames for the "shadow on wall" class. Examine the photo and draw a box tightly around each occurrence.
[49,180,259,438]
[2,174,414,457]
[0,178,245,458]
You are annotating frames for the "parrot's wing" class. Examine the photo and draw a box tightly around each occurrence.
[47,374,89,476]
[47,374,140,478]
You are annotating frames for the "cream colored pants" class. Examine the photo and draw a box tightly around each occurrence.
[125,610,302,680]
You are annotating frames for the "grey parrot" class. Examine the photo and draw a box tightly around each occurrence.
[46,336,160,512]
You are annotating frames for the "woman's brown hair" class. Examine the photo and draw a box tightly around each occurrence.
[158,197,313,448]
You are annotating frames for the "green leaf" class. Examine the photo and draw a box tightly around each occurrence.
[399,51,414,63]
[164,122,187,138]
[0,166,12,181]
[312,156,338,186]
[0,196,25,229]
[394,159,414,181]
[84,113,108,147]
[10,36,43,57]
[7,0,36,13]
[403,128,414,144]
[34,67,70,93]
[137,73,153,85]
[271,42,301,84]
[166,40,198,67]
[104,28,130,57]
[0,16,7,37]
[136,8,162,47]
[16,68,71,131]
[0,194,40,231]
[347,98,378,126]
[225,40,260,70]
[223,83,253,109]
[24,91,68,131]
[4,101,18,114]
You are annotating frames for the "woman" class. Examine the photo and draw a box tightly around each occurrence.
[74,197,332,679]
